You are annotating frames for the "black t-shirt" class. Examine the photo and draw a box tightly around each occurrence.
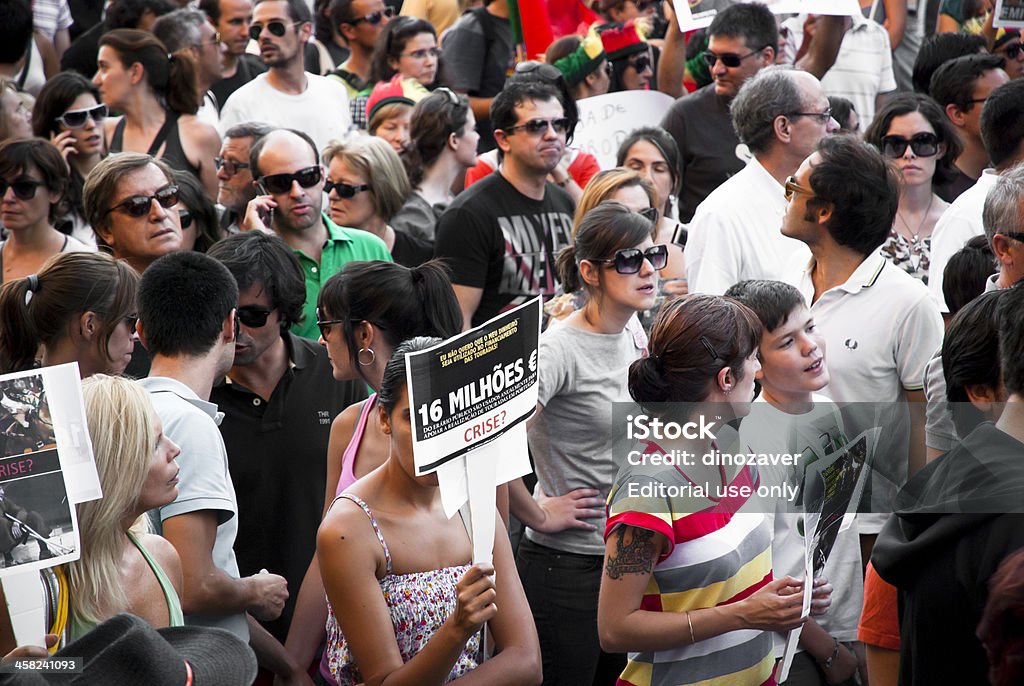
[391,226,433,267]
[210,333,366,642]
[433,172,574,328]
[212,55,268,112]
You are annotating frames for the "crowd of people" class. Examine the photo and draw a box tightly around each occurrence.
[1,0,1024,684]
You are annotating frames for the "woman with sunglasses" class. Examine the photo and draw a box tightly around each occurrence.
[0,251,139,375]
[93,29,221,199]
[0,138,93,285]
[865,93,961,285]
[284,259,462,676]
[515,203,665,686]
[322,136,432,267]
[31,72,109,247]
[393,88,479,242]
[172,169,222,253]
[598,20,656,92]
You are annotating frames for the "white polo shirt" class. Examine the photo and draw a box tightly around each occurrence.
[685,156,809,295]
[928,170,999,313]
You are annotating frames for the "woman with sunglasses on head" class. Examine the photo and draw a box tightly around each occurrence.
[31,72,108,248]
[392,88,479,242]
[285,259,463,676]
[316,336,541,686]
[93,29,221,199]
[0,138,93,285]
[322,136,432,267]
[0,251,139,375]
[515,203,665,686]
[865,93,961,285]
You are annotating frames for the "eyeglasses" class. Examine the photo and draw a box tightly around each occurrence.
[258,166,322,194]
[784,176,814,202]
[637,207,659,223]
[880,132,939,159]
[315,307,345,338]
[324,180,371,198]
[237,306,273,328]
[401,46,440,60]
[998,231,1024,242]
[514,61,564,83]
[214,156,251,177]
[503,117,572,136]
[435,87,461,107]
[1000,42,1023,60]
[627,54,651,73]
[55,104,108,129]
[787,108,833,124]
[249,20,297,41]
[349,7,394,25]
[0,179,44,201]
[104,185,180,217]
[123,314,139,333]
[701,46,768,69]
[198,31,222,48]
[591,244,668,274]
[179,209,192,229]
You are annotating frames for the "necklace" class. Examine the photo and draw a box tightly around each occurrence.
[895,193,935,245]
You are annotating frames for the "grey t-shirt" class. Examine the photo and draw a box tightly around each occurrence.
[526,319,645,555]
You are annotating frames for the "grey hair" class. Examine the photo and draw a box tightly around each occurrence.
[224,121,277,141]
[983,162,1024,245]
[152,8,207,52]
[730,65,804,155]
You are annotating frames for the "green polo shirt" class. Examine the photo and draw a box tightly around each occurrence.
[291,213,392,339]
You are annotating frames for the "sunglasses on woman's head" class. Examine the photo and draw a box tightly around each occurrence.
[55,104,108,129]
[592,244,669,274]
[880,133,939,159]
[104,185,180,218]
[249,20,296,41]
[324,180,371,199]
[258,166,323,195]
[0,179,44,201]
[237,306,273,328]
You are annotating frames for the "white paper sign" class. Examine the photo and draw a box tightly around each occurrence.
[573,90,674,170]
[673,0,860,32]
[994,0,1024,29]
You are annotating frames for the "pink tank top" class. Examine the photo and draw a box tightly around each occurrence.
[335,395,378,496]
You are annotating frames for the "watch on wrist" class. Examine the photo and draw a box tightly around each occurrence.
[821,637,841,669]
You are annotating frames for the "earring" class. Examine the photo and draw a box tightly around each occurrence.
[357,347,376,366]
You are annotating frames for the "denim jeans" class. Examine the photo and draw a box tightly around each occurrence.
[516,538,626,686]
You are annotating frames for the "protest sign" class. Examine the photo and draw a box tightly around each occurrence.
[994,0,1024,29]
[573,91,674,170]
[673,0,859,33]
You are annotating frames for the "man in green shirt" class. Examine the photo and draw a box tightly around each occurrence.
[242,128,392,338]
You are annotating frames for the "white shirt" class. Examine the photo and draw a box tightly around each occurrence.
[685,156,809,295]
[782,13,897,126]
[928,169,999,313]
[219,72,353,152]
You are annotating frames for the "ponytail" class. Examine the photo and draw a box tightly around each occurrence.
[166,48,200,115]
[556,245,582,294]
[0,278,41,373]
[410,260,462,337]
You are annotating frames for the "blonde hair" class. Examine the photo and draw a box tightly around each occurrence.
[573,168,657,239]
[322,136,411,221]
[69,375,157,624]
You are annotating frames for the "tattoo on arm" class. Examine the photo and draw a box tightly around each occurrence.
[605,527,657,580]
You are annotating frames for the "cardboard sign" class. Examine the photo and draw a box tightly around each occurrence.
[573,90,675,170]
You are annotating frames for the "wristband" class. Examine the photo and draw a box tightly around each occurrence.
[821,637,840,669]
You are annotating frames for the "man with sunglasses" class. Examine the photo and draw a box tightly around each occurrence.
[325,0,391,99]
[219,0,352,152]
[685,66,838,295]
[208,232,365,646]
[244,128,392,339]
[200,0,270,107]
[434,81,574,330]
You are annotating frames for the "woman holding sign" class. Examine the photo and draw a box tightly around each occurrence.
[516,202,662,685]
[317,337,541,686]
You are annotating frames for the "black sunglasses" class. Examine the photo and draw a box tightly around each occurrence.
[249,20,296,41]
[123,314,139,333]
[1002,42,1023,60]
[238,306,273,328]
[179,209,192,229]
[592,244,669,274]
[349,7,394,25]
[214,156,251,177]
[504,117,572,135]
[701,45,768,69]
[258,166,322,194]
[880,133,939,159]
[104,185,179,217]
[627,55,651,73]
[637,207,659,223]
[55,104,108,129]
[514,61,565,83]
[315,307,345,339]
[324,180,371,198]
[0,179,44,201]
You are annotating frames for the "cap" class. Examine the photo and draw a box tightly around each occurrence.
[366,74,431,124]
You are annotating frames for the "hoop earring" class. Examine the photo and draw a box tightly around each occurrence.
[357,347,376,366]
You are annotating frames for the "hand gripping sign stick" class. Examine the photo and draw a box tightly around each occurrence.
[4,512,73,556]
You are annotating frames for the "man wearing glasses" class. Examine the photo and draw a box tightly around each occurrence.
[215,121,274,233]
[209,232,365,646]
[243,128,392,339]
[219,0,351,151]
[434,81,575,330]
[200,0,269,106]
[325,0,392,98]
[685,66,838,295]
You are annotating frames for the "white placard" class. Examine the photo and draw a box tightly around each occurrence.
[573,90,675,170]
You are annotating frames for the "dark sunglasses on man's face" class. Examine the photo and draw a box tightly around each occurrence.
[237,306,273,328]
[0,179,44,201]
[701,46,767,69]
[249,20,295,41]
[55,104,108,129]
[258,166,322,194]
[350,7,395,25]
[214,156,251,177]
[324,180,371,199]
[593,244,669,274]
[881,133,939,159]
[104,185,179,218]
[504,117,572,135]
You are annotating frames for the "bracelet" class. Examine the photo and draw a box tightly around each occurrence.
[820,637,841,669]
[686,611,695,644]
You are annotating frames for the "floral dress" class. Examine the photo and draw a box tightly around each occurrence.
[320,493,481,685]
[880,229,931,284]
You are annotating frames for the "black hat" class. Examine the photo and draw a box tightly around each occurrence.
[5,614,257,685]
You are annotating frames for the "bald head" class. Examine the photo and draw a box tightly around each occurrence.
[249,128,320,180]
[247,128,325,234]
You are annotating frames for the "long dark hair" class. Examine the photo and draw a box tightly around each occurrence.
[99,29,201,115]
[556,202,653,295]
[863,92,964,186]
[402,89,470,187]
